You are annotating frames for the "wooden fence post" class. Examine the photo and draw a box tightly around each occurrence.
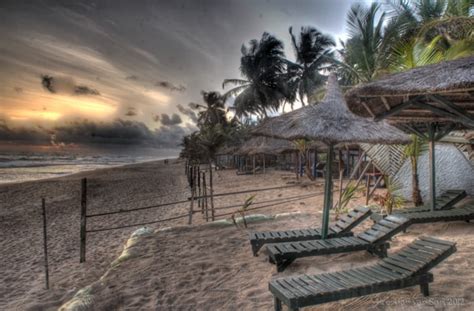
[203,172,208,221]
[188,182,195,225]
[80,178,87,263]
[41,198,49,289]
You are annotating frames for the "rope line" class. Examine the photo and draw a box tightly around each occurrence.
[86,214,189,233]
[213,192,322,218]
[86,199,190,218]
[212,192,322,211]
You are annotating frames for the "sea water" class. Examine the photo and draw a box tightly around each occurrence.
[0,144,179,184]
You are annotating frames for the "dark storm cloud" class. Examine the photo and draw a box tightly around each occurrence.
[155,81,186,92]
[0,117,191,148]
[54,119,192,147]
[177,104,198,123]
[0,119,50,143]
[160,113,182,126]
[41,75,100,96]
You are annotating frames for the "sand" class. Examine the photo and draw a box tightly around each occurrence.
[1,159,473,310]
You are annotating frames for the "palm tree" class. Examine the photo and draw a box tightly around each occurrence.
[337,3,395,83]
[402,135,428,206]
[222,32,288,118]
[196,124,228,220]
[189,91,228,128]
[288,26,335,105]
[386,0,473,58]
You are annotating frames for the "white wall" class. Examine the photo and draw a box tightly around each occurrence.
[395,144,474,201]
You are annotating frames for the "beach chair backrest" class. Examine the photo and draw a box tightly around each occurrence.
[330,206,372,234]
[356,215,411,244]
[378,236,456,276]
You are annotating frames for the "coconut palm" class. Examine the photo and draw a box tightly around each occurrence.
[189,91,228,129]
[337,3,395,83]
[222,32,289,118]
[288,26,335,105]
[386,0,473,59]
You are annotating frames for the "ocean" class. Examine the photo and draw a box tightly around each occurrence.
[0,144,180,184]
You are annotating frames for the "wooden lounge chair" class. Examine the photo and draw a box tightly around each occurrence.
[249,206,372,256]
[269,236,456,311]
[266,215,411,272]
[371,189,467,222]
[407,202,474,224]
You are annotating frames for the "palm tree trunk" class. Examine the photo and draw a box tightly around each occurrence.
[304,150,315,181]
[411,157,423,206]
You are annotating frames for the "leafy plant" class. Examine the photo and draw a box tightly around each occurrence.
[231,195,256,229]
[373,176,405,215]
[336,181,364,217]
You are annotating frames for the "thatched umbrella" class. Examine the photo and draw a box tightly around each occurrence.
[346,57,474,211]
[253,73,410,238]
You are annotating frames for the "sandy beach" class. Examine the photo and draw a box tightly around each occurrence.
[1,160,472,310]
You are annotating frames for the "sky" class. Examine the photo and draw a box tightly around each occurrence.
[0,0,373,148]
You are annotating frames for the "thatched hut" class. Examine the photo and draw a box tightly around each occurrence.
[345,57,474,209]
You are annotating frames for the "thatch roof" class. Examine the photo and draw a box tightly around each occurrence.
[345,57,474,126]
[253,74,411,145]
[237,136,298,155]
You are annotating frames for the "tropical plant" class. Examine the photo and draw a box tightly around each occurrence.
[222,32,289,118]
[336,181,364,217]
[402,134,428,206]
[373,176,405,215]
[287,26,335,105]
[231,195,256,229]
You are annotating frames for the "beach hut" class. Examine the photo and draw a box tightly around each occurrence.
[346,57,474,210]
[253,73,410,238]
[237,136,298,174]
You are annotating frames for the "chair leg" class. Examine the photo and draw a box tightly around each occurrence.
[420,282,430,296]
[274,297,282,311]
[277,257,296,272]
[251,242,261,256]
[370,243,389,258]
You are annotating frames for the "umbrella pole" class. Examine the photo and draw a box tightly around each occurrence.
[428,124,436,212]
[321,144,334,239]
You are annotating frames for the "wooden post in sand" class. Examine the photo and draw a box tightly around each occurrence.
[202,172,208,221]
[41,198,49,289]
[197,166,201,209]
[80,178,87,263]
[208,163,215,221]
[188,178,195,225]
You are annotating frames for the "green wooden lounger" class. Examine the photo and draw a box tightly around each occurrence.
[266,215,411,272]
[269,236,456,311]
[371,189,466,222]
[249,206,372,256]
[407,203,474,224]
